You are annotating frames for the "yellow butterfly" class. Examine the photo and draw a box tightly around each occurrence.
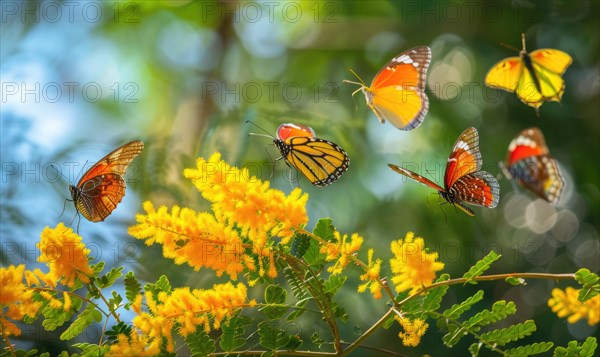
[485,33,572,114]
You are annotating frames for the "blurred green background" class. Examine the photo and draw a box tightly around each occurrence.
[1,0,598,355]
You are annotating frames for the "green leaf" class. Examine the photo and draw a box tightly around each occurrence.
[258,321,290,350]
[284,334,303,350]
[220,314,250,352]
[283,267,310,301]
[421,283,449,314]
[465,300,516,332]
[98,267,123,289]
[469,342,481,356]
[287,297,311,321]
[145,275,171,300]
[312,218,335,241]
[324,275,346,297]
[303,239,324,268]
[463,251,501,283]
[503,341,553,356]
[505,277,526,286]
[89,262,105,277]
[575,268,600,302]
[331,301,348,323]
[260,285,288,319]
[480,320,536,346]
[124,271,141,301]
[442,290,484,320]
[290,233,311,258]
[105,322,133,343]
[185,326,216,357]
[72,342,107,356]
[442,324,467,347]
[580,337,598,357]
[41,302,74,331]
[60,304,102,341]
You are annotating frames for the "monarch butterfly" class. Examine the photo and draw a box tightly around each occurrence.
[344,46,431,130]
[249,122,349,186]
[68,140,144,222]
[503,127,564,204]
[485,33,572,114]
[388,127,499,216]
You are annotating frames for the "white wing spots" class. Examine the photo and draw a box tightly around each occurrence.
[455,140,470,151]
[393,54,413,64]
[413,62,420,68]
[509,135,537,151]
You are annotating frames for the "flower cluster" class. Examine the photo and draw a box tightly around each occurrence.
[1,224,93,337]
[389,232,445,295]
[0,265,43,337]
[37,223,94,288]
[396,317,429,347]
[358,249,383,299]
[320,231,364,275]
[108,282,253,355]
[129,153,309,281]
[548,287,599,326]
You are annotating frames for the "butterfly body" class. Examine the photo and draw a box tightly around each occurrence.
[70,140,144,222]
[388,127,499,216]
[504,127,564,204]
[271,123,349,187]
[485,33,572,112]
[345,46,431,130]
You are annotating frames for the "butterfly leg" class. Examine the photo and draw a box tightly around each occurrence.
[58,198,73,219]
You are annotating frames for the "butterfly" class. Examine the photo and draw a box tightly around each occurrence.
[249,122,349,187]
[503,127,564,204]
[344,46,431,130]
[388,127,499,216]
[69,140,144,222]
[485,33,572,114]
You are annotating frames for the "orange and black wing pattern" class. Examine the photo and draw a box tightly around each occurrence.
[70,140,144,222]
[274,124,349,187]
[505,127,564,204]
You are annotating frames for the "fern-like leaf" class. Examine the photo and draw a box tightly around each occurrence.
[575,268,600,302]
[124,271,141,305]
[442,290,484,320]
[59,304,102,341]
[480,320,536,346]
[259,284,288,319]
[465,300,516,332]
[185,326,216,356]
[503,341,553,356]
[463,251,500,283]
[258,321,290,350]
[219,314,250,352]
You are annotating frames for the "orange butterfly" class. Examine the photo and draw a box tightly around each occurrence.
[388,127,499,216]
[485,33,572,114]
[69,140,144,222]
[344,46,431,130]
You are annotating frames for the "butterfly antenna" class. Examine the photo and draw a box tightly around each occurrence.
[51,164,72,184]
[499,39,522,53]
[342,68,367,93]
[521,32,527,52]
[246,120,274,138]
[438,199,448,225]
[263,145,277,181]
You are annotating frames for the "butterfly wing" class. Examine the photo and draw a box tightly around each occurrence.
[529,49,572,102]
[277,123,316,140]
[506,127,549,166]
[388,164,444,192]
[485,56,523,93]
[444,127,482,190]
[506,128,564,203]
[448,171,500,208]
[71,174,126,222]
[279,136,349,187]
[73,140,144,222]
[367,46,431,130]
